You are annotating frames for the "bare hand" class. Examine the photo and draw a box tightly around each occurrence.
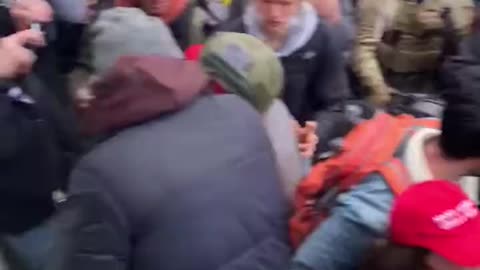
[10,0,53,30]
[0,29,45,79]
[293,121,319,159]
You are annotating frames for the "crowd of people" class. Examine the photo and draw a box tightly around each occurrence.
[1,0,480,270]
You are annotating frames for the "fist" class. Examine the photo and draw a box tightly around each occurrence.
[0,29,45,79]
[293,121,319,159]
[10,0,53,30]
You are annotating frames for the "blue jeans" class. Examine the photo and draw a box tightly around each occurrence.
[290,174,394,270]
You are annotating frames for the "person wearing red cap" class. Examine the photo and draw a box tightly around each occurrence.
[290,53,480,270]
[361,180,480,270]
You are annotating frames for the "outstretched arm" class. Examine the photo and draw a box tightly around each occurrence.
[352,0,394,106]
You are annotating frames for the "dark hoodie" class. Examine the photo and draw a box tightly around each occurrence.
[64,56,291,270]
[77,56,208,136]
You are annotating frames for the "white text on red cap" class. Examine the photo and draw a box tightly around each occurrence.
[432,200,478,230]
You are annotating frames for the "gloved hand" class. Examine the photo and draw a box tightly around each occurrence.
[0,29,45,79]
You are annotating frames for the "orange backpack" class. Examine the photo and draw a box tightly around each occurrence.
[289,113,440,248]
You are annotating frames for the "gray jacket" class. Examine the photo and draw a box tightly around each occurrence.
[262,100,305,201]
[66,95,292,270]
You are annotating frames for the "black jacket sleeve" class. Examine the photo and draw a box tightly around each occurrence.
[63,165,130,270]
[0,93,27,159]
[309,23,350,113]
[0,6,15,37]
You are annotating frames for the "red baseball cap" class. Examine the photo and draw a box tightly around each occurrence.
[390,180,480,267]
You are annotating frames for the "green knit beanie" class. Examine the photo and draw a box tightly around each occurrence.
[201,32,284,112]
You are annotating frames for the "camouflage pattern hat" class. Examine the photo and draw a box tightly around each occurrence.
[201,32,284,112]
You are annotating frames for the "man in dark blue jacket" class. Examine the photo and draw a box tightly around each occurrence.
[218,0,350,122]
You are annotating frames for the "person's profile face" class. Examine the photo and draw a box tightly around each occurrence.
[254,0,300,37]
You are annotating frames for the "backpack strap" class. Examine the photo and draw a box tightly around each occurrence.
[377,158,412,195]
[338,114,418,190]
[377,117,441,195]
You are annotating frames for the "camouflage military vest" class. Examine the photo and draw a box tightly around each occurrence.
[378,0,474,73]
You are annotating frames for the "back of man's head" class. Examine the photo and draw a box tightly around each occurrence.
[201,32,284,113]
[440,56,480,159]
[82,7,183,75]
[70,7,183,103]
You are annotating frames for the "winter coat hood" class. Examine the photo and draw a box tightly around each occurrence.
[77,56,208,136]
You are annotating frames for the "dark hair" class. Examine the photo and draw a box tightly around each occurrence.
[439,56,480,159]
[359,240,428,270]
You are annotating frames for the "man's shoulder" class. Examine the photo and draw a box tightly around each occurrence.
[357,0,399,20]
[311,18,335,42]
[73,94,267,168]
[292,19,338,57]
[199,93,263,118]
